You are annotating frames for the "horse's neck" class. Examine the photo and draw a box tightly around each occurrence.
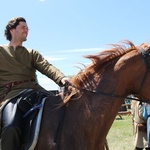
[72,91,124,141]
[96,56,144,97]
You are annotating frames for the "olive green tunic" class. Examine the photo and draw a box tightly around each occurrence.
[0,45,66,109]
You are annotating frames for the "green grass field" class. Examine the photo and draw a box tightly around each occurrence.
[107,115,134,150]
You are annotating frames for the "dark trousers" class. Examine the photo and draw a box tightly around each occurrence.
[1,98,23,150]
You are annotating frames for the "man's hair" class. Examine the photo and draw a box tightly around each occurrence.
[4,17,26,41]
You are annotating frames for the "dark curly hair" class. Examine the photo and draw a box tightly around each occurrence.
[4,17,26,41]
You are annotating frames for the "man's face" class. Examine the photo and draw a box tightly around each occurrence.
[10,21,29,42]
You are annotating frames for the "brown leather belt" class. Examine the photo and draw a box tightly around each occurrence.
[0,80,35,101]
[5,80,34,92]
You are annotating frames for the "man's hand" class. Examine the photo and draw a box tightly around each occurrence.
[61,77,70,85]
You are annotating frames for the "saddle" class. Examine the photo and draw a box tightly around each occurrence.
[17,89,53,150]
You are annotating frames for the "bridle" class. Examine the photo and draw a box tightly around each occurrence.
[129,47,150,102]
[137,48,150,97]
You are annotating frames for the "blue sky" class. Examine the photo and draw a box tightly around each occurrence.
[0,0,150,90]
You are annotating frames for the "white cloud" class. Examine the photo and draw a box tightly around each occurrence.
[42,47,103,62]
[60,48,103,53]
[39,0,46,2]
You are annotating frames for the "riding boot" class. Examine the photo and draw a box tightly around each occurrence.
[1,126,21,150]
[1,98,23,150]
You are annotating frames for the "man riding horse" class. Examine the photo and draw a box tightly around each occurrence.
[0,17,70,150]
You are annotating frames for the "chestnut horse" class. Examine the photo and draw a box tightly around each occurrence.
[34,40,150,150]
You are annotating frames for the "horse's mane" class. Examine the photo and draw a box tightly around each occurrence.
[60,40,149,107]
[71,40,148,90]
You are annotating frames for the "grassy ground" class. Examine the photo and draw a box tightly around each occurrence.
[106,115,134,150]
